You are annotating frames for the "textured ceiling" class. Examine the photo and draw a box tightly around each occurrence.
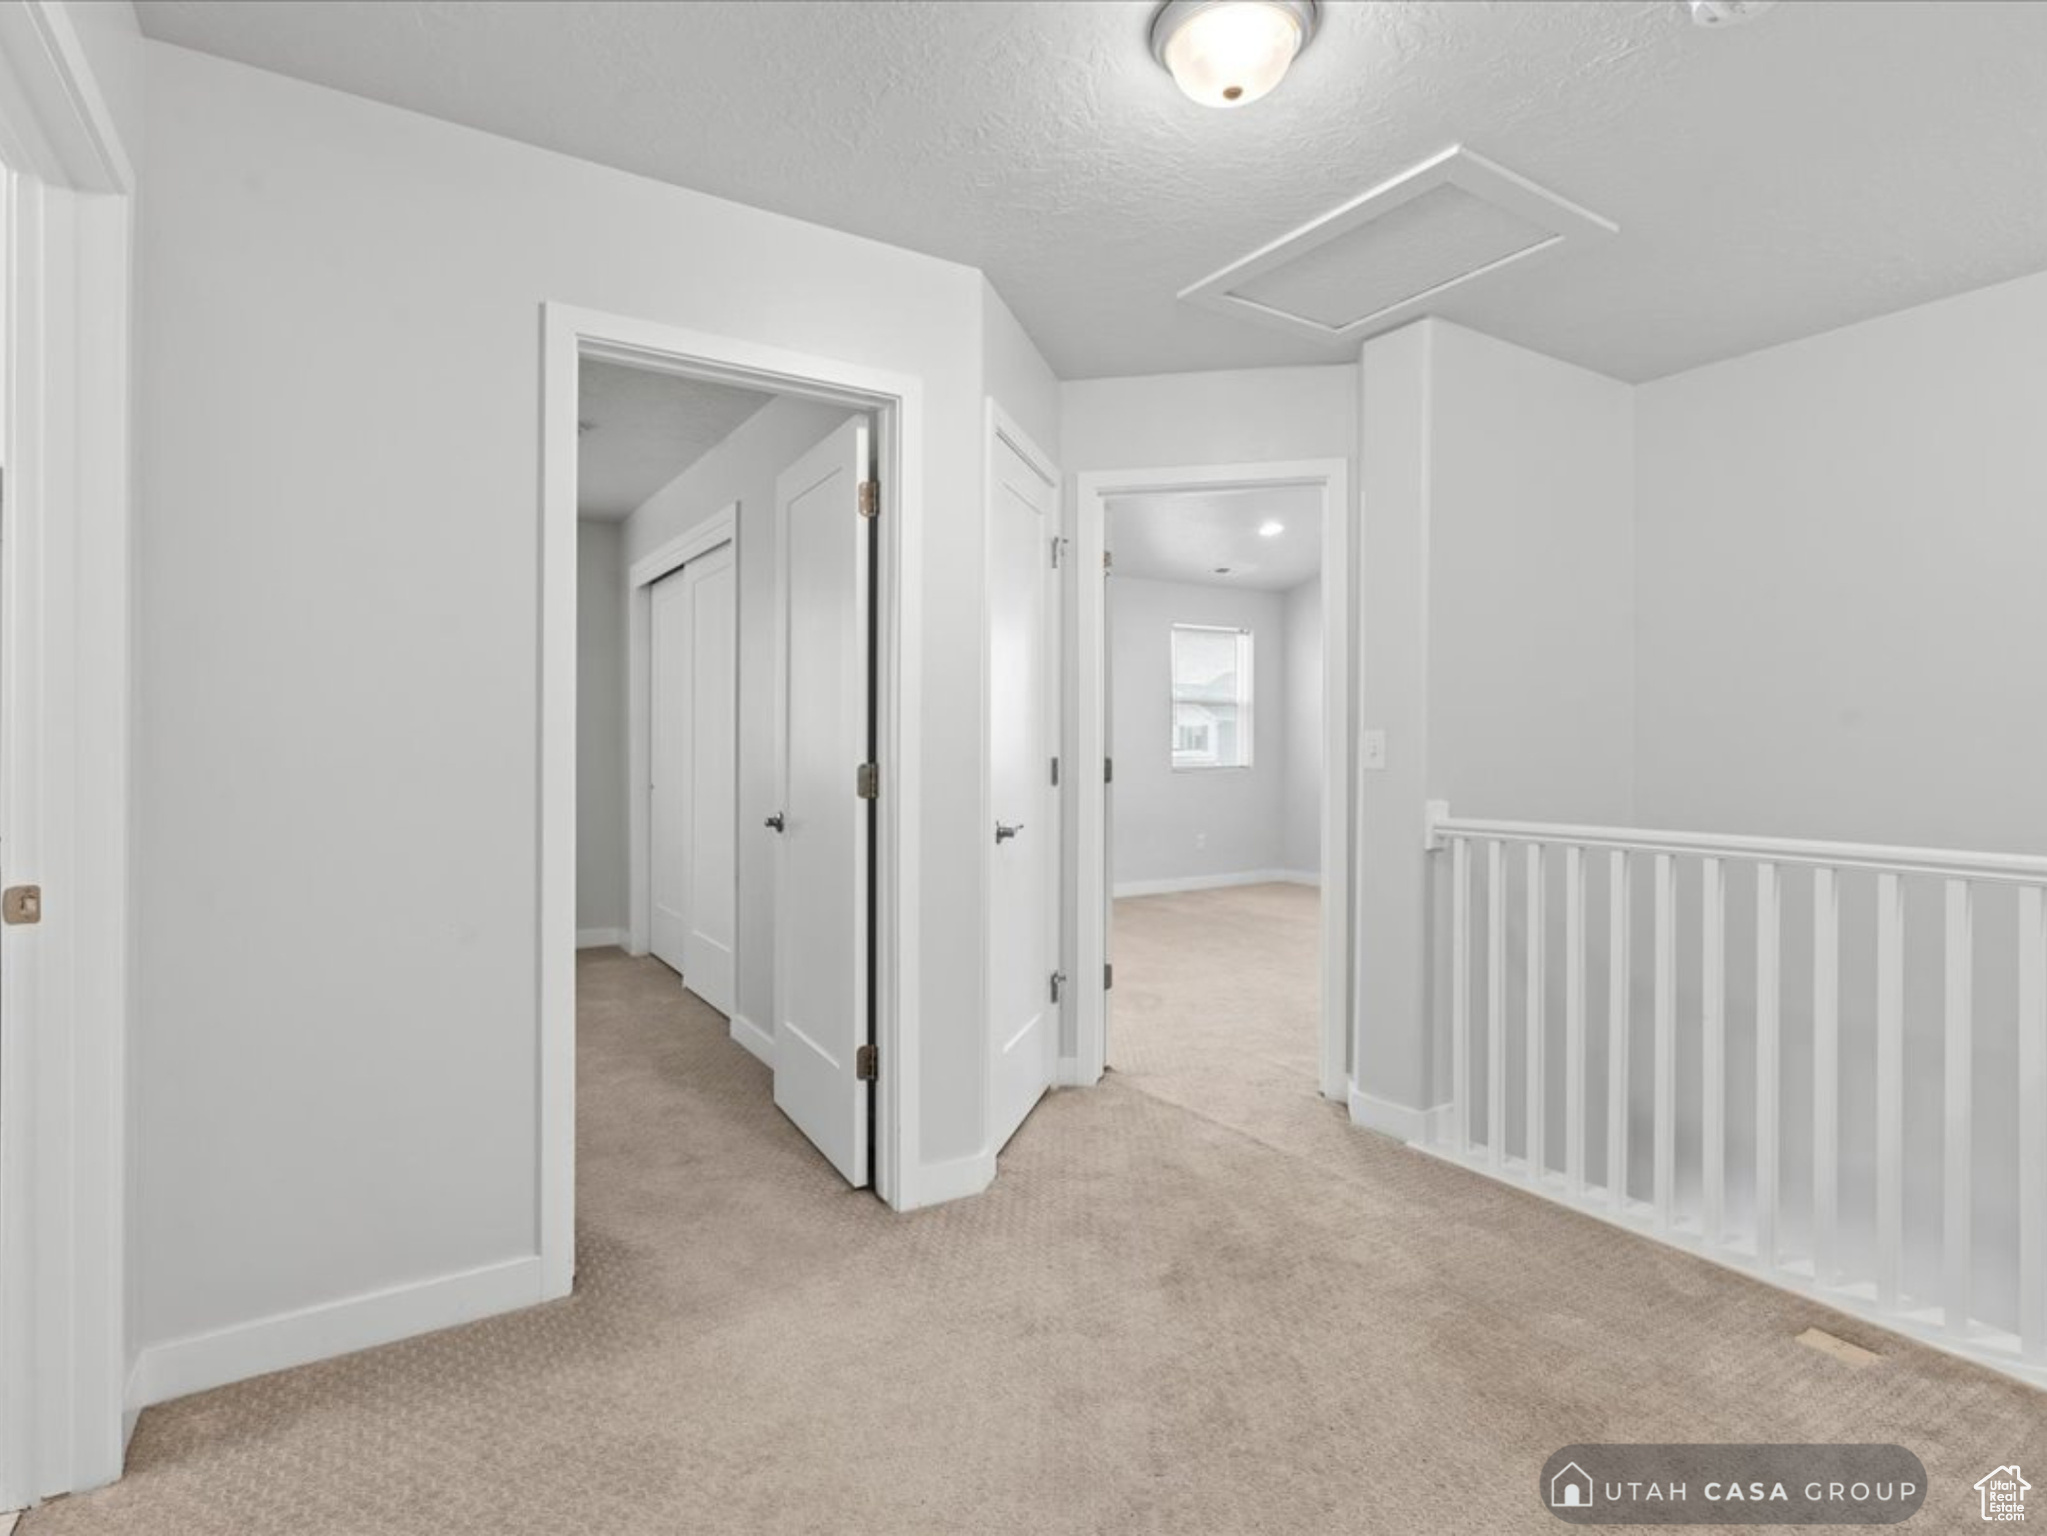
[136,1,2047,382]
[1111,486,1323,591]
[577,362,773,521]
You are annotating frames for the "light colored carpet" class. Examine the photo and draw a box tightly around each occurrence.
[27,889,2041,1534]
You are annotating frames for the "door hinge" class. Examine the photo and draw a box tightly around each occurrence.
[2,884,41,925]
[1049,755,1060,787]
[856,761,879,799]
[1103,548,1114,572]
[1105,756,1114,784]
[1050,535,1064,568]
[857,480,879,519]
[1104,962,1114,992]
[856,1042,878,1081]
[1049,970,1067,1004]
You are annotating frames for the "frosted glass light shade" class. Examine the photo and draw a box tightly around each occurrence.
[1153,1,1317,109]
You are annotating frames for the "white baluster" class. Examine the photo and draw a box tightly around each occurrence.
[1754,862,1780,1271]
[1875,870,1903,1310]
[1487,839,1506,1171]
[1653,852,1676,1231]
[2020,883,2046,1363]
[1607,849,1631,1213]
[1565,844,1586,1196]
[1702,856,1725,1247]
[1525,842,1546,1178]
[1813,865,1840,1285]
[1943,878,1972,1338]
[1451,837,1471,1154]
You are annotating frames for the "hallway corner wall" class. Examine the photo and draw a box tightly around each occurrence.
[575,522,629,940]
[1356,318,1637,1123]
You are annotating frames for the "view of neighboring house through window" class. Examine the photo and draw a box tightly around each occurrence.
[1169,623,1253,770]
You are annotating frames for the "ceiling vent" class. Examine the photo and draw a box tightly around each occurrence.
[1179,145,1616,344]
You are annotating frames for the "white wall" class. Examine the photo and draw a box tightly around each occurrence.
[1061,365,1355,475]
[1362,280,2046,1326]
[1635,265,2047,855]
[1109,576,1286,891]
[1355,327,1437,1120]
[1281,577,1322,877]
[1356,319,1637,1119]
[622,396,858,1037]
[981,279,1061,466]
[575,522,627,938]
[1427,322,1637,822]
[133,39,996,1373]
[69,0,144,163]
[1633,265,2047,1332]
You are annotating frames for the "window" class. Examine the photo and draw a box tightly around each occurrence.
[1170,624,1253,770]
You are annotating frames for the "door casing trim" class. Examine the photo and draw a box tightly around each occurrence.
[1067,457,1354,1100]
[542,305,924,1281]
[0,0,136,1507]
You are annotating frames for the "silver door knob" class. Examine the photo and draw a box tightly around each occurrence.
[995,822,1024,844]
[764,812,786,833]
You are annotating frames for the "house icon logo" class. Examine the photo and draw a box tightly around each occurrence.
[1976,1465,2029,1522]
[1550,1461,1595,1509]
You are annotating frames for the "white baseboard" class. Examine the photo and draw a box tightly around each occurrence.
[128,1255,546,1410]
[1347,1084,1452,1145]
[1113,868,1318,899]
[729,1013,774,1067]
[576,927,626,950]
[898,1151,995,1211]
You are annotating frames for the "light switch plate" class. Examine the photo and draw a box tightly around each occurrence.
[1360,729,1388,770]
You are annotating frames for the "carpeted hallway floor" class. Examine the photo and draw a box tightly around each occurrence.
[27,886,2042,1534]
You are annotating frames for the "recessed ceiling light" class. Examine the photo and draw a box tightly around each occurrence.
[1151,0,1319,110]
[1258,520,1285,538]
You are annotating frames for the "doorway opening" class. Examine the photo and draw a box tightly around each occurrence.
[575,352,878,1179]
[1067,460,1352,1114]
[1102,485,1326,1112]
[544,307,925,1293]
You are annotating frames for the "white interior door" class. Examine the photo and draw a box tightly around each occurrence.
[989,427,1059,1151]
[771,417,872,1186]
[647,544,739,1015]
[681,544,737,1016]
[649,566,691,975]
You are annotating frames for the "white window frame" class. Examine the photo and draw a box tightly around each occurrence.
[1168,623,1253,771]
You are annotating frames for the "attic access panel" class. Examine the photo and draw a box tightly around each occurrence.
[1179,145,1617,344]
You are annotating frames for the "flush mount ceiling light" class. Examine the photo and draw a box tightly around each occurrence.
[1688,0,1776,25]
[1258,520,1285,537]
[1151,0,1320,109]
